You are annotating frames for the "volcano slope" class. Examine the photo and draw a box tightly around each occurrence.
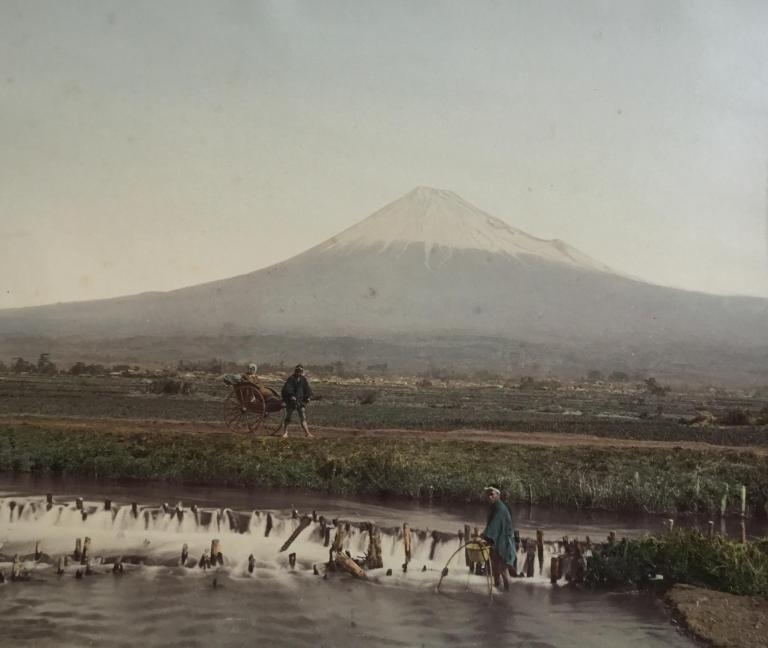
[0,187,766,380]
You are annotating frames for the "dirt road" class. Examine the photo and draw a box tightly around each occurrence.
[2,414,764,455]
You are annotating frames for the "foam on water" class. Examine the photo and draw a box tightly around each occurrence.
[0,495,558,593]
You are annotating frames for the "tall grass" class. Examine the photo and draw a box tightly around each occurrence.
[1,425,767,514]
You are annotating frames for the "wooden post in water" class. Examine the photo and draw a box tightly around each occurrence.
[181,543,189,566]
[104,499,112,512]
[331,522,346,554]
[46,494,54,511]
[550,556,561,584]
[429,530,439,561]
[366,524,383,569]
[81,537,91,564]
[403,523,412,572]
[248,554,255,574]
[76,497,83,511]
[265,513,273,537]
[56,556,65,575]
[463,524,471,570]
[210,539,222,565]
[536,530,544,574]
[131,502,139,518]
[279,515,312,552]
[288,553,296,569]
[323,526,331,547]
[74,538,82,561]
[525,546,535,578]
[334,552,367,580]
[34,541,41,561]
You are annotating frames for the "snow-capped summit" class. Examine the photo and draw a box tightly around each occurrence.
[0,186,765,381]
[316,187,611,272]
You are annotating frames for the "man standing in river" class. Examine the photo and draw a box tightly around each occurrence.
[481,486,515,590]
[279,364,313,438]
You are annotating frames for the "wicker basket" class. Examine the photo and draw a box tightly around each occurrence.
[465,540,491,564]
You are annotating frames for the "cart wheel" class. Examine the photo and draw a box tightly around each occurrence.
[225,386,266,434]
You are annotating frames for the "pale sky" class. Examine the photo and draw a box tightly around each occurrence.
[1,0,767,308]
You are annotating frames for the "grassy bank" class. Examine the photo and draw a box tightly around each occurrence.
[1,424,767,514]
[587,530,768,598]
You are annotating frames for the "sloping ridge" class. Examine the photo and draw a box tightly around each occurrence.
[0,187,766,354]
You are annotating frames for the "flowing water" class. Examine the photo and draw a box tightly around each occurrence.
[0,475,702,647]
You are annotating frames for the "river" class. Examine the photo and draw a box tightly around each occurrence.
[0,475,704,647]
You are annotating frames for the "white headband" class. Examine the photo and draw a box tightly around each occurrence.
[484,487,500,495]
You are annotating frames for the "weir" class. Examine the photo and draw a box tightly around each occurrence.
[0,495,589,589]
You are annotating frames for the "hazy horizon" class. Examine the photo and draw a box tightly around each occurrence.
[2,0,767,308]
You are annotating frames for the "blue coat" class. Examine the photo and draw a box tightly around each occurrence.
[482,500,515,565]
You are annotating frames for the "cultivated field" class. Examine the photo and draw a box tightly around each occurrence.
[0,373,767,447]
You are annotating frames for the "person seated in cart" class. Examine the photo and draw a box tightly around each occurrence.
[240,363,280,404]
[481,486,515,590]
[279,364,313,438]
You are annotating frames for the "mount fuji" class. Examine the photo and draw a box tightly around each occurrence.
[1,187,766,378]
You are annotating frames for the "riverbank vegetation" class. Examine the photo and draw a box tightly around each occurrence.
[586,529,768,597]
[1,425,767,515]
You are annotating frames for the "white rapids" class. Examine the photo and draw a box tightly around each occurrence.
[0,495,564,593]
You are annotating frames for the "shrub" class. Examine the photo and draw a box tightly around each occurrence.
[586,530,768,597]
[358,390,380,405]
